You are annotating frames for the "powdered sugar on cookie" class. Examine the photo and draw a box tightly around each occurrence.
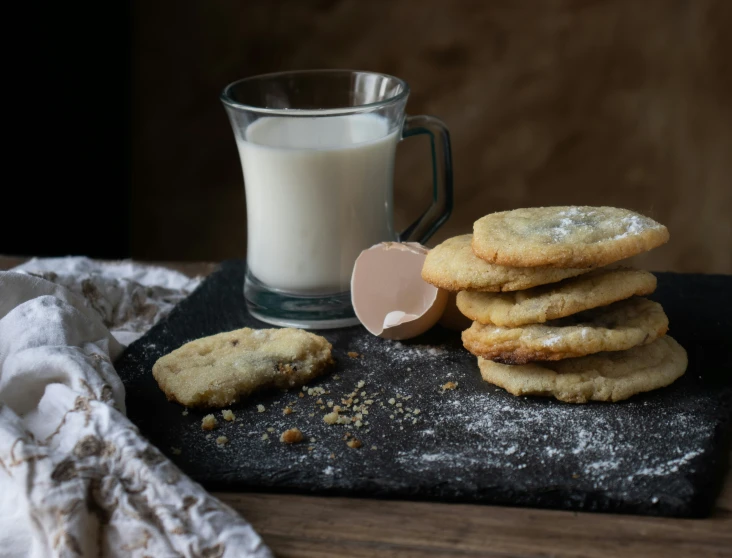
[473,206,670,268]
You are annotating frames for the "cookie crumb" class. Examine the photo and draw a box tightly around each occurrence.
[261,433,269,441]
[181,409,189,416]
[216,436,229,446]
[171,447,182,455]
[256,404,266,413]
[280,428,304,444]
[324,411,339,424]
[298,392,304,398]
[441,381,458,392]
[330,453,336,459]
[346,438,363,449]
[267,427,275,433]
[222,409,235,421]
[356,380,365,389]
[370,445,377,450]
[283,406,293,415]
[347,351,360,358]
[201,414,218,431]
[388,398,396,405]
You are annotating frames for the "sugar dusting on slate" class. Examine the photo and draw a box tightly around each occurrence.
[352,333,712,490]
[365,339,446,361]
[396,385,712,488]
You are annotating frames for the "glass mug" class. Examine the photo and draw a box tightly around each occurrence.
[221,70,452,329]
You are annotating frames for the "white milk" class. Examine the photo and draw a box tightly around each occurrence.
[236,114,399,294]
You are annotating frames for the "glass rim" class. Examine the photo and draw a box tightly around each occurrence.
[220,69,410,116]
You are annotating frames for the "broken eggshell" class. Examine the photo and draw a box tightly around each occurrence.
[351,242,448,340]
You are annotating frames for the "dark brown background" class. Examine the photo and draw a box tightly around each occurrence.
[131,0,731,273]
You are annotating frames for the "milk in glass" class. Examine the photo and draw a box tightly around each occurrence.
[236,114,399,294]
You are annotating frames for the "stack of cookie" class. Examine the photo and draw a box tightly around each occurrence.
[422,206,688,403]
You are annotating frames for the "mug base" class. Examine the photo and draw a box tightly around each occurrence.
[244,270,361,330]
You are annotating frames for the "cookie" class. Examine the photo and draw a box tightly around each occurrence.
[456,268,657,327]
[421,235,591,292]
[461,297,668,364]
[477,336,687,403]
[472,206,669,268]
[153,327,333,408]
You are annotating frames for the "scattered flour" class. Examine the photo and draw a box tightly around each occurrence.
[631,449,704,478]
[395,382,712,493]
[354,336,446,362]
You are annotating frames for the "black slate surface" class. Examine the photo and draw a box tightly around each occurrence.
[116,261,732,518]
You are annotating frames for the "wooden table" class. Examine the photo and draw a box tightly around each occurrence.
[2,256,730,557]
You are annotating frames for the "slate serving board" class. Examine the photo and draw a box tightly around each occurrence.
[116,261,732,518]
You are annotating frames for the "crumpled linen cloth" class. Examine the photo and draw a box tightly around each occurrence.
[13,257,205,345]
[0,258,272,558]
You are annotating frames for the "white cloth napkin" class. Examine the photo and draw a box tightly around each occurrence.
[0,258,272,558]
[13,257,204,345]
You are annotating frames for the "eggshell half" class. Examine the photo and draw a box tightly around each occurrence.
[351,242,449,340]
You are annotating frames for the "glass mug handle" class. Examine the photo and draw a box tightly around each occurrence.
[398,115,454,244]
